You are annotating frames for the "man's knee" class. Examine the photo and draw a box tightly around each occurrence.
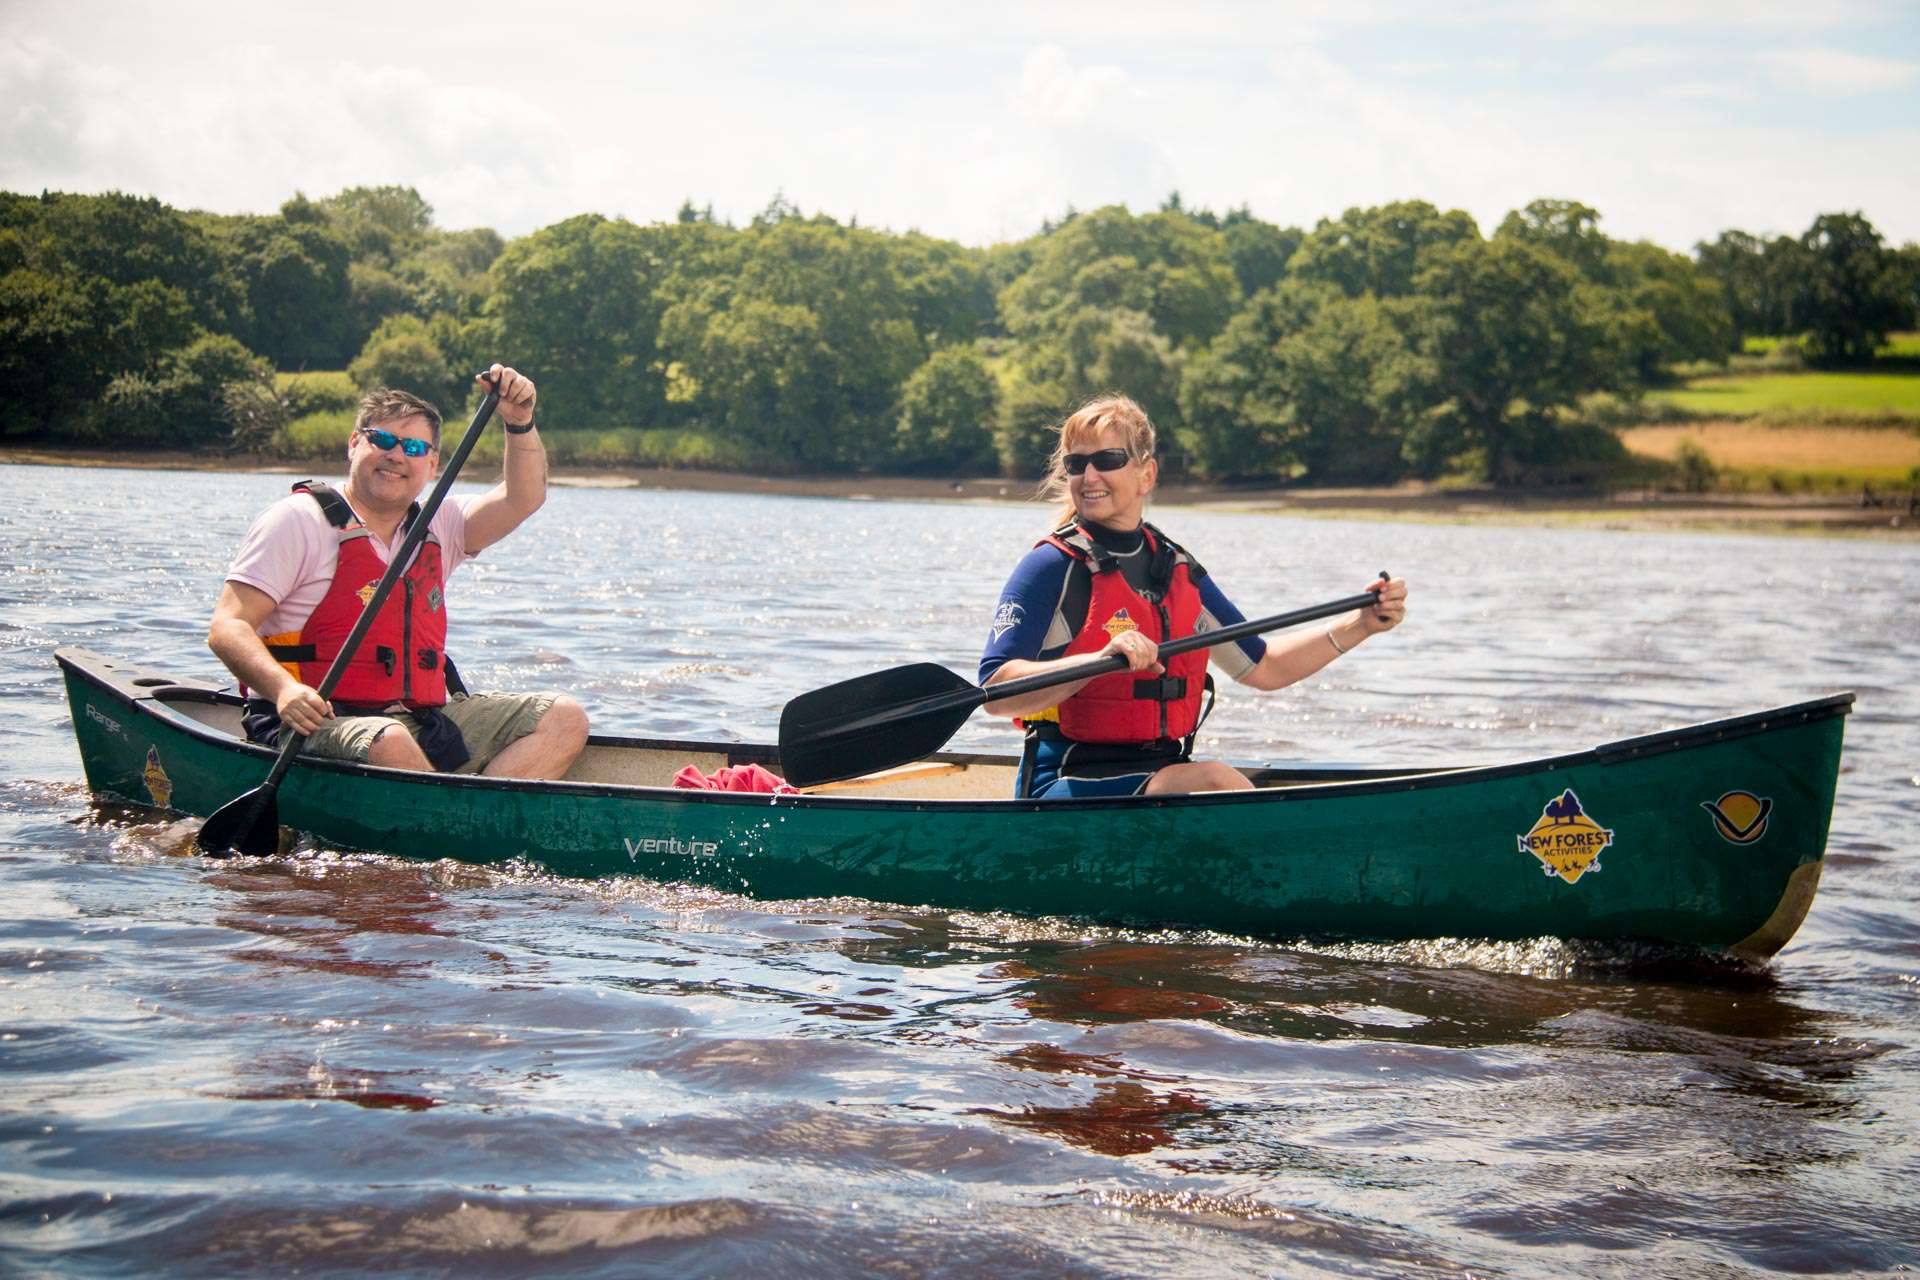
[529,690,587,759]
[537,696,590,750]
[365,723,432,771]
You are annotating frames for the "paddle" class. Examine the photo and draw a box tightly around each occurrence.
[778,575,1391,788]
[196,376,505,856]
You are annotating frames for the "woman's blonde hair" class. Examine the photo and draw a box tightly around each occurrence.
[1039,394,1157,527]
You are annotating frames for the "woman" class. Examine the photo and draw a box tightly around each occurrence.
[980,395,1408,798]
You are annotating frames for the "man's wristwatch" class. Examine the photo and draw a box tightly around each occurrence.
[504,418,536,435]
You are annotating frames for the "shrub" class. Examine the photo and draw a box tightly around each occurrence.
[1673,438,1717,492]
[167,334,271,447]
[277,409,355,458]
[1758,337,1806,371]
[538,427,754,469]
[277,370,359,418]
[81,372,175,447]
[220,373,289,453]
[348,315,461,410]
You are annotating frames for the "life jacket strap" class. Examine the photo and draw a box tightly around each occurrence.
[1131,675,1187,702]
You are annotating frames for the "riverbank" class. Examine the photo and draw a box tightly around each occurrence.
[4,446,1912,535]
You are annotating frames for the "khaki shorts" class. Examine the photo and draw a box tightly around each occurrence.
[303,692,558,775]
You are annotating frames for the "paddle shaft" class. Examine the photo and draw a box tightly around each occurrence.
[983,587,1388,705]
[827,584,1389,741]
[215,383,501,829]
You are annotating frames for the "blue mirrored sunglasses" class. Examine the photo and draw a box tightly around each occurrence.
[358,426,436,458]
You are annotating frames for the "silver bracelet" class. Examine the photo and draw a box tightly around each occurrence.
[1325,626,1349,655]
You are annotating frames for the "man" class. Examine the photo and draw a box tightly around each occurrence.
[208,363,589,779]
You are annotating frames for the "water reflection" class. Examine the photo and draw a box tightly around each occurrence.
[5,464,1919,1277]
[983,1044,1210,1156]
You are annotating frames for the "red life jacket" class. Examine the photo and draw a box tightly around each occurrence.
[1027,521,1208,745]
[258,481,450,710]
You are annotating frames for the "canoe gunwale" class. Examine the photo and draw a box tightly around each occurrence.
[56,646,1855,816]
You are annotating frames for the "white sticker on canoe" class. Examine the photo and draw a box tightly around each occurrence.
[624,836,719,860]
[85,704,127,739]
[1517,788,1613,883]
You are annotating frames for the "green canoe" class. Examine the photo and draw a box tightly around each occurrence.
[56,646,1852,959]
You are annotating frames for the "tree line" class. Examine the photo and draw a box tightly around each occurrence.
[3,185,1915,484]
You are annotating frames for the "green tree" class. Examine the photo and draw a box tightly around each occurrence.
[1180,282,1423,482]
[895,344,1000,472]
[889,232,994,346]
[1797,212,1907,363]
[999,205,1241,350]
[1605,240,1732,378]
[1495,199,1611,283]
[1407,237,1623,481]
[0,269,196,436]
[993,354,1071,477]
[657,214,926,464]
[1694,229,1773,347]
[492,213,683,428]
[322,184,435,260]
[1894,243,1920,332]
[346,261,416,352]
[1221,218,1301,298]
[1290,200,1479,299]
[212,206,356,367]
[393,226,504,318]
[32,191,243,331]
[349,314,462,410]
[665,298,830,466]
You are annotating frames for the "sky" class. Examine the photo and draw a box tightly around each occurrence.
[4,0,1919,254]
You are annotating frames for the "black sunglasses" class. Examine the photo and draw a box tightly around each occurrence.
[358,426,436,458]
[1063,448,1134,475]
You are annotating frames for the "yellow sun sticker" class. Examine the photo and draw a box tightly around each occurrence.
[1517,788,1613,883]
[1103,609,1139,638]
[1702,790,1773,845]
[143,746,173,809]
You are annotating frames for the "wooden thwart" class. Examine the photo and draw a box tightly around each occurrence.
[801,760,966,793]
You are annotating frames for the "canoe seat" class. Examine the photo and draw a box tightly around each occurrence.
[801,761,967,793]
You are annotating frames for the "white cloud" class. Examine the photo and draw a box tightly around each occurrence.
[1755,48,1920,95]
[1599,45,1694,72]
[1010,46,1131,125]
[0,2,1915,252]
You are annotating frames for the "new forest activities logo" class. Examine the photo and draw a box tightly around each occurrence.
[1517,788,1614,883]
[1701,790,1773,844]
[1103,608,1139,638]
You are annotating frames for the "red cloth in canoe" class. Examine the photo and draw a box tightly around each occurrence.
[670,763,797,794]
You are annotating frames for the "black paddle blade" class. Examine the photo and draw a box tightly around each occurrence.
[195,787,281,856]
[778,662,984,788]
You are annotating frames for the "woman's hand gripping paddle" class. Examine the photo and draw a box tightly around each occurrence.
[196,378,505,855]
[777,576,1390,789]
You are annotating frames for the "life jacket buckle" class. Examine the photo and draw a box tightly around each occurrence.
[1131,676,1187,701]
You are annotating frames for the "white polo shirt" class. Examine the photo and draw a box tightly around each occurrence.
[226,490,478,637]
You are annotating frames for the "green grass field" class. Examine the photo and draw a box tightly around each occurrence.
[1647,371,1920,421]
[1740,332,1920,358]
[1623,335,1920,492]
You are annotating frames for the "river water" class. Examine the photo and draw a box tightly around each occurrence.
[2,462,1917,1277]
